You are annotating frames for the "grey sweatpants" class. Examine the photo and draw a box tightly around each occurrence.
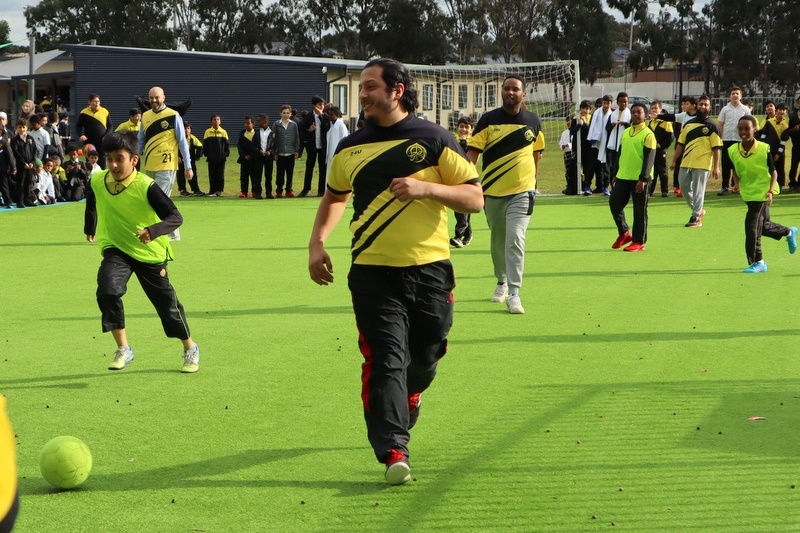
[152,169,180,241]
[484,191,535,294]
[678,167,709,217]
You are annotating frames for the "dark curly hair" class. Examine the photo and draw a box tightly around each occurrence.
[364,58,419,113]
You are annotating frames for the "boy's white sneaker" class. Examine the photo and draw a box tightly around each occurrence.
[506,294,525,314]
[108,346,134,370]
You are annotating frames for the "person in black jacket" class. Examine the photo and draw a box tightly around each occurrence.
[299,95,330,197]
[11,120,37,208]
[178,123,204,196]
[237,116,262,198]
[0,112,16,208]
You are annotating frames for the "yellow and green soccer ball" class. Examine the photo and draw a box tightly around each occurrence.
[40,436,92,489]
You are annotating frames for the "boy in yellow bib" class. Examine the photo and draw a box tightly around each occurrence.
[729,116,798,273]
[84,132,200,372]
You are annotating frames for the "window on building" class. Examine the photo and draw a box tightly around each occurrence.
[332,84,347,115]
[458,84,468,109]
[423,84,434,111]
[487,84,496,108]
[474,84,483,108]
[442,84,453,110]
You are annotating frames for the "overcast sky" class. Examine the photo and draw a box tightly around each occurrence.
[3,0,712,49]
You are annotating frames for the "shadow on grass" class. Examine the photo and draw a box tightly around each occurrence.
[44,305,352,323]
[1,241,85,247]
[0,369,174,388]
[455,267,735,280]
[458,328,800,344]
[20,447,389,497]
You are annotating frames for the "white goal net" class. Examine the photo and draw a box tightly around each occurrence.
[406,60,582,132]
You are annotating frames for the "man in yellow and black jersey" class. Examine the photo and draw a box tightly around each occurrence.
[308,58,482,486]
[115,108,142,133]
[609,103,656,252]
[757,101,788,189]
[670,95,722,228]
[466,75,545,315]
[138,87,193,240]
[76,93,112,168]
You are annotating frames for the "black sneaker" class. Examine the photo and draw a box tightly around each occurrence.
[717,188,730,196]
[179,190,191,197]
[685,216,701,228]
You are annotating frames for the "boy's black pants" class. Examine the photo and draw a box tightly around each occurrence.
[96,248,190,339]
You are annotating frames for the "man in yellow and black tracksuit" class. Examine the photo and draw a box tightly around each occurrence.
[76,93,111,168]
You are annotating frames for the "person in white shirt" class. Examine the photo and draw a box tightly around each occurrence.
[256,113,275,198]
[559,116,577,194]
[605,92,631,194]
[324,105,349,176]
[35,158,56,204]
[716,86,749,195]
[587,94,614,194]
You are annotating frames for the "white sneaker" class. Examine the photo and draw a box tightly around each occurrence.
[108,346,134,370]
[491,283,508,303]
[181,345,200,373]
[506,294,525,314]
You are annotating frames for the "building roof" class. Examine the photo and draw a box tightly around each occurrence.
[0,49,68,80]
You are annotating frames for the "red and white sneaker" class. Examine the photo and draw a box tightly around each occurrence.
[624,242,646,252]
[611,232,633,249]
[384,449,411,485]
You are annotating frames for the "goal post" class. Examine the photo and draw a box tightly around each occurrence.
[406,60,582,190]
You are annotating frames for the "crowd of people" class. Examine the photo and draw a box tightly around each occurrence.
[0,93,353,209]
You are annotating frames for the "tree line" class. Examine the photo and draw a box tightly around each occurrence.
[8,0,800,96]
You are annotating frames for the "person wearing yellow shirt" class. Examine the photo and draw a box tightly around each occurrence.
[115,108,142,133]
[609,103,657,252]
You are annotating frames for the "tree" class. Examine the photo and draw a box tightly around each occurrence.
[482,0,524,62]
[544,0,614,84]
[24,0,175,49]
[440,0,487,63]
[363,0,450,64]
[187,0,274,53]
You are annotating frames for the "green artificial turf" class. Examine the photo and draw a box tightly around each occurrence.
[3,179,800,532]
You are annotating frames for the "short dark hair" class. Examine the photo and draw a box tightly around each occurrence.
[682,95,698,105]
[594,98,603,106]
[210,114,220,120]
[729,86,742,94]
[311,95,325,106]
[698,95,711,103]
[764,101,775,109]
[457,115,474,126]
[327,106,343,118]
[28,114,41,125]
[257,113,268,121]
[739,115,758,129]
[580,99,592,109]
[88,93,100,101]
[650,100,662,108]
[630,103,647,114]
[503,75,526,88]
[244,115,253,122]
[42,157,54,165]
[87,150,99,157]
[48,111,58,122]
[777,103,788,111]
[364,58,419,113]
[129,108,140,117]
[102,132,139,157]
[15,119,27,128]
[616,91,628,101]
[602,94,613,102]
[281,104,292,112]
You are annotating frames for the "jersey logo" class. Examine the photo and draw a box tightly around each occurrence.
[160,120,170,130]
[406,143,427,163]
[524,129,534,142]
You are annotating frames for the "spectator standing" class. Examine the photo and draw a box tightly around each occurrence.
[272,105,300,198]
[0,112,16,208]
[76,93,112,168]
[116,108,142,133]
[300,95,330,197]
[717,86,749,196]
[11,120,37,208]
[256,113,275,199]
[646,101,673,197]
[203,114,229,197]
[237,116,262,198]
[177,123,205,196]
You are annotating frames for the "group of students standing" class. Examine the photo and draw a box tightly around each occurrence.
[233,98,350,199]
